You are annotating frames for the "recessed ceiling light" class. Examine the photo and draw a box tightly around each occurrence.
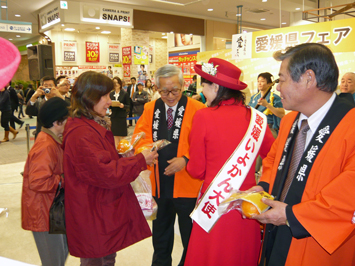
[162,36,168,39]
[96,27,100,29]
[262,0,267,2]
[61,24,65,26]
[15,14,21,17]
[282,22,287,25]
[208,8,213,11]
[261,18,266,20]
[162,33,166,35]
[236,14,241,16]
[243,30,248,33]
[221,39,225,42]
[9,38,13,40]
[64,28,75,31]
[296,7,300,10]
[1,5,7,8]
[101,31,111,34]
[189,33,193,35]
[16,35,21,37]
[170,31,174,34]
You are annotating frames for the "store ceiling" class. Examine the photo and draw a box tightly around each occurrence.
[1,0,352,47]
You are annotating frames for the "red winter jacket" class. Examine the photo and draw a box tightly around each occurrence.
[63,116,151,258]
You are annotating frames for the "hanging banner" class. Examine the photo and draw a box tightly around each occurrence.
[252,17,354,58]
[133,46,149,65]
[86,41,100,63]
[123,65,130,77]
[232,32,253,60]
[122,46,132,65]
[108,43,120,63]
[62,41,77,62]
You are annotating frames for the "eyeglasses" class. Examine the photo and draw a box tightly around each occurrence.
[158,88,181,96]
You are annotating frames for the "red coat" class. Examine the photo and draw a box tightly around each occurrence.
[22,129,63,232]
[185,100,275,266]
[63,117,151,258]
[260,110,355,266]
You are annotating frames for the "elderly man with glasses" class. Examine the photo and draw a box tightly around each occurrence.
[134,64,205,266]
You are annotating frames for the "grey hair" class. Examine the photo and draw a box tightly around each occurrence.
[343,72,355,80]
[155,64,184,88]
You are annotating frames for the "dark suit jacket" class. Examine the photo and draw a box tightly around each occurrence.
[127,84,137,101]
[109,90,130,118]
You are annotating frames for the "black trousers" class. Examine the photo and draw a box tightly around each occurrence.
[10,108,22,129]
[128,99,133,125]
[152,197,196,266]
[1,110,11,131]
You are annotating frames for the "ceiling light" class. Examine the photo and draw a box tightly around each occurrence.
[96,27,100,29]
[9,38,13,40]
[208,8,213,11]
[295,7,300,10]
[162,33,166,35]
[64,28,75,31]
[262,0,267,2]
[26,44,33,48]
[1,5,7,8]
[261,18,266,20]
[222,39,225,42]
[236,14,241,16]
[101,31,111,34]
[282,22,287,25]
[243,30,248,33]
[16,35,21,37]
[170,31,174,34]
[15,14,21,17]
[162,36,168,39]
[61,24,65,26]
[189,33,193,35]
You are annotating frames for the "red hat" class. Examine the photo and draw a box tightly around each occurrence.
[0,37,21,89]
[194,58,247,91]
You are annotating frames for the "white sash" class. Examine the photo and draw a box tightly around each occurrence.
[190,108,267,232]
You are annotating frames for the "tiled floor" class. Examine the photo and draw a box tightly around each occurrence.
[0,114,183,265]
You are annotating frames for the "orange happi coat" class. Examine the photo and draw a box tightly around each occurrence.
[260,110,355,266]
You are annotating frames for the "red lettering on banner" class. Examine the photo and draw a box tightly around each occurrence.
[255,114,264,128]
[237,153,250,167]
[217,178,232,193]
[227,164,242,177]
[208,190,225,206]
[251,125,262,141]
[202,201,217,218]
[245,138,255,153]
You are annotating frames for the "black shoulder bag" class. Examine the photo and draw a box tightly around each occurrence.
[49,181,66,234]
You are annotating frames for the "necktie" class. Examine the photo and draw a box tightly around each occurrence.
[167,108,173,130]
[280,119,310,202]
[130,85,135,99]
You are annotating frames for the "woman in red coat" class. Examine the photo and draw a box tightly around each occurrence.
[185,58,275,266]
[62,71,158,265]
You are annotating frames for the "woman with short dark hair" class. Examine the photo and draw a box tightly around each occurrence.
[62,71,158,265]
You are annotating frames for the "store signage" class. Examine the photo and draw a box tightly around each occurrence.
[80,3,133,28]
[60,1,68,9]
[169,50,198,90]
[123,65,130,77]
[62,41,77,62]
[249,17,355,58]
[122,46,132,65]
[133,46,149,65]
[232,32,253,60]
[0,22,32,33]
[39,4,61,30]
[108,43,120,63]
[86,41,100,63]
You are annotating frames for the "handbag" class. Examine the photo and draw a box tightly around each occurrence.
[49,181,66,234]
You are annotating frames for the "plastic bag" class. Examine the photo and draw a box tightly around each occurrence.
[117,132,146,154]
[135,139,171,154]
[131,170,158,220]
[219,191,274,219]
